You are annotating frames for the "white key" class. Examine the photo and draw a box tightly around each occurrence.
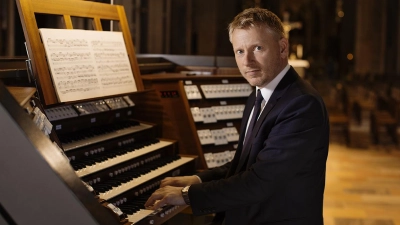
[76,140,174,177]
[63,123,153,152]
[99,157,194,200]
[127,209,154,224]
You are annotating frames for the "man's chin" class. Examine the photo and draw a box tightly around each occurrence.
[246,78,262,87]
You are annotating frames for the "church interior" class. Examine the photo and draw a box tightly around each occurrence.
[0,0,399,224]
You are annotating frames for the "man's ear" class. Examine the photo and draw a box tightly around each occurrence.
[279,38,289,57]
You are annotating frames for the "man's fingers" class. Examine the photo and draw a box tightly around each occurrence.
[160,177,175,187]
[159,179,169,187]
[144,192,161,208]
[145,196,167,210]
[152,199,167,209]
[144,186,184,209]
[144,198,155,209]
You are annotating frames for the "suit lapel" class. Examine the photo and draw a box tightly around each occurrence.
[234,98,278,173]
[239,92,256,136]
[226,91,256,177]
[234,68,299,173]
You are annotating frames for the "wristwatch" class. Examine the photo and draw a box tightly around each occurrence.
[181,185,191,205]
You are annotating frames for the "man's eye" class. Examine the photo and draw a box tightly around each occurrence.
[255,46,262,51]
[236,50,243,54]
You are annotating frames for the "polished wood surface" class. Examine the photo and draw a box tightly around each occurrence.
[6,86,36,106]
[324,141,400,225]
[16,0,143,106]
[142,79,206,168]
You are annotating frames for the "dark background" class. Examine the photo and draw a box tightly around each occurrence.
[0,0,399,80]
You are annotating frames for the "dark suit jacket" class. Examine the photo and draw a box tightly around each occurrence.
[189,67,329,225]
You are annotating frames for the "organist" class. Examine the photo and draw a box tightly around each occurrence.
[145,7,329,225]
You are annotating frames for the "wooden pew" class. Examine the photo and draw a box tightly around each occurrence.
[311,80,350,145]
[370,88,399,145]
[327,83,351,145]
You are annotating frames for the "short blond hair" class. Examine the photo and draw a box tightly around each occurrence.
[228,8,285,41]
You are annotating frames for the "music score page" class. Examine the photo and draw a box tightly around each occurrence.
[39,29,137,102]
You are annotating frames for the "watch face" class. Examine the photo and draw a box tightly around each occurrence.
[182,186,191,205]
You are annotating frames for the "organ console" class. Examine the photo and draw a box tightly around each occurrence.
[1,81,197,225]
[0,0,197,224]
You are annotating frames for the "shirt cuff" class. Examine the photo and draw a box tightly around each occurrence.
[193,175,202,183]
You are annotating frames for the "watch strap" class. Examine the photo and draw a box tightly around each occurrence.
[181,185,191,205]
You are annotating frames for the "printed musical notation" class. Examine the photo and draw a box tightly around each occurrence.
[51,52,92,62]
[100,76,133,87]
[93,52,125,59]
[91,40,123,48]
[97,64,130,73]
[39,28,137,102]
[47,38,89,48]
[60,87,101,95]
[53,65,96,80]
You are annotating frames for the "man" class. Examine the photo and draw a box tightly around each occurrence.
[145,7,329,225]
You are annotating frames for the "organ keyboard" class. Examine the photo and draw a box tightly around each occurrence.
[75,140,174,177]
[60,122,153,152]
[40,94,197,225]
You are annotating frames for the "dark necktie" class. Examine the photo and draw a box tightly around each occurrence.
[243,89,264,147]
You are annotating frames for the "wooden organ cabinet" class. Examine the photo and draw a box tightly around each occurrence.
[0,0,197,224]
[142,74,253,170]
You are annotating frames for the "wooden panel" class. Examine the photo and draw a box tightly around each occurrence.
[144,79,206,168]
[6,86,36,106]
[62,15,73,29]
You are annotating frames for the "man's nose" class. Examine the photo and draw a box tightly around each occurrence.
[243,52,255,65]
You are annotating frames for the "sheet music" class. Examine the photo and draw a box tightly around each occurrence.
[39,28,137,102]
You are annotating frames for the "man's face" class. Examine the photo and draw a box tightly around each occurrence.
[231,26,287,87]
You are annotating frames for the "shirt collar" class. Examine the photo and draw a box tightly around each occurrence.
[256,64,290,103]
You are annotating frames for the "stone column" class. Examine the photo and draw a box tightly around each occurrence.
[7,0,15,56]
[354,0,387,75]
[397,1,400,73]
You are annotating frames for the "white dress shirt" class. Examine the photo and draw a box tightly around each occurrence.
[244,64,290,140]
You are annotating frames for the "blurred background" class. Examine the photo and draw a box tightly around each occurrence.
[1,0,400,80]
[1,0,399,224]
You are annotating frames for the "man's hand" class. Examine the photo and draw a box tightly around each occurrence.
[144,186,185,209]
[160,175,200,187]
